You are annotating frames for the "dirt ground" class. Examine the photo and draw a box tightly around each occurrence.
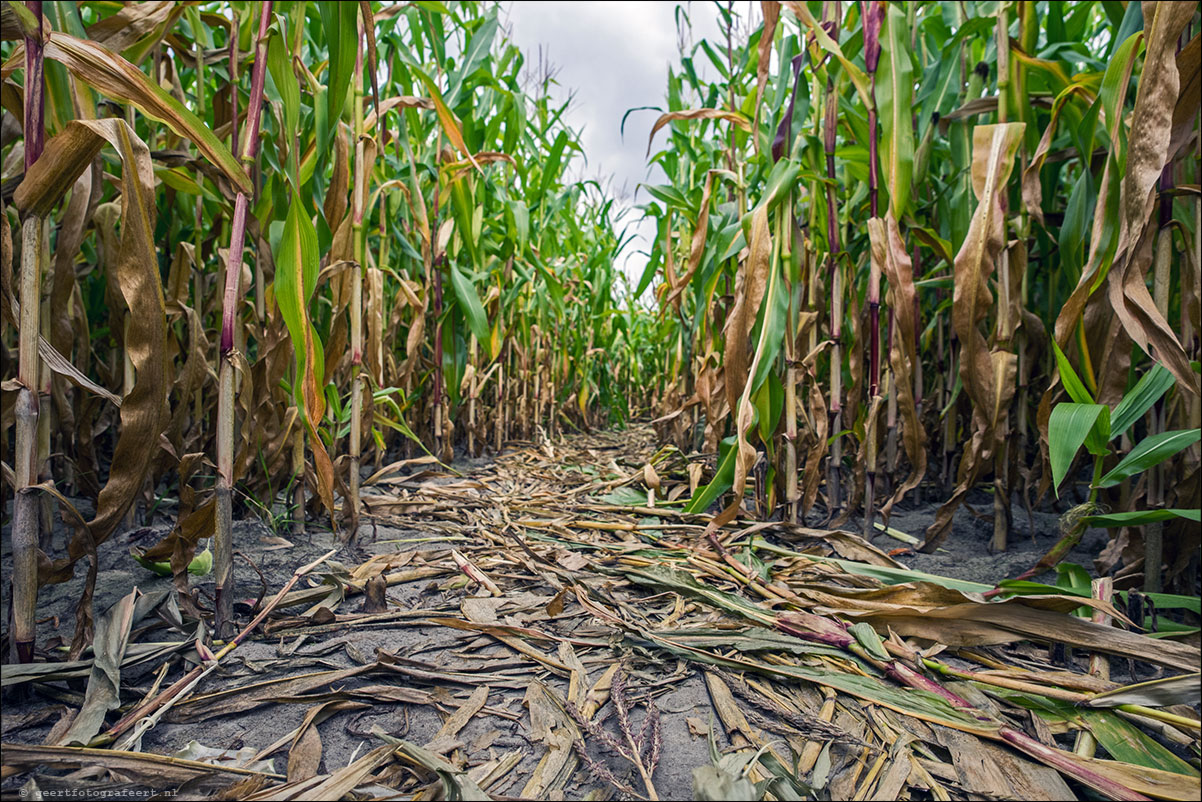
[1,426,1195,800]
[872,496,1110,586]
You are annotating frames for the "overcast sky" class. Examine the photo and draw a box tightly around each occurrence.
[501,1,735,299]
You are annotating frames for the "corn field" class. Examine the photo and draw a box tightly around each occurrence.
[1,1,1201,796]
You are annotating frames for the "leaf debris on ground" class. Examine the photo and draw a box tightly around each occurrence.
[3,427,1199,800]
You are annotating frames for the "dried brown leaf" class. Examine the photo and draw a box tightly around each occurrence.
[922,123,1024,553]
[40,32,250,194]
[647,108,752,156]
[868,215,927,518]
[1105,1,1200,397]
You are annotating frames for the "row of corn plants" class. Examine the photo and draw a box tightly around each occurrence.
[0,1,665,659]
[638,1,1199,584]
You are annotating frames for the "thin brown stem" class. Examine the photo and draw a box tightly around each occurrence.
[214,2,274,638]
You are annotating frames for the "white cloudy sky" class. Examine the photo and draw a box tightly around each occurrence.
[501,1,740,299]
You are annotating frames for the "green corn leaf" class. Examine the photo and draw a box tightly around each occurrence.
[274,190,325,423]
[1085,406,1111,455]
[643,183,692,212]
[266,30,300,185]
[634,252,660,300]
[536,130,570,207]
[748,252,790,397]
[600,486,648,506]
[997,579,1091,599]
[1084,508,1201,527]
[754,370,784,445]
[912,226,954,267]
[877,2,914,220]
[448,264,491,345]
[505,199,529,254]
[449,177,480,267]
[1055,562,1093,617]
[319,1,358,137]
[445,9,499,107]
[1059,170,1094,275]
[848,622,891,662]
[1098,31,1144,150]
[1096,429,1201,488]
[1051,340,1094,404]
[267,32,299,137]
[1080,710,1200,777]
[6,0,39,36]
[412,65,475,162]
[787,1,874,110]
[1055,562,1092,595]
[42,33,251,194]
[1048,403,1108,496]
[759,158,801,212]
[1119,591,1201,613]
[1109,364,1174,439]
[720,225,748,261]
[372,409,431,458]
[686,436,738,514]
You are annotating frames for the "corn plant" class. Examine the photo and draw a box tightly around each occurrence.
[1042,352,1201,590]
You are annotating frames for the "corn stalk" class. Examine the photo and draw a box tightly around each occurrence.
[214,1,272,638]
